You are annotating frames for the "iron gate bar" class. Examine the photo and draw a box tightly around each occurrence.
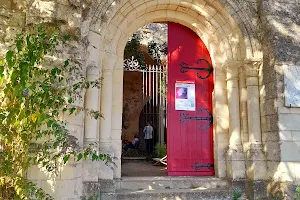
[179,58,213,80]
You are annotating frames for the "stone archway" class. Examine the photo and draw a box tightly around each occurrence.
[83,0,263,181]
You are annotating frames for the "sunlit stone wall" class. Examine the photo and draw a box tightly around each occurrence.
[1,0,300,199]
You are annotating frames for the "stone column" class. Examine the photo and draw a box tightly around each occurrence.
[244,61,267,181]
[84,41,101,142]
[99,54,115,152]
[110,58,124,179]
[213,64,229,178]
[83,31,102,182]
[239,68,249,150]
[225,62,246,180]
[98,52,117,181]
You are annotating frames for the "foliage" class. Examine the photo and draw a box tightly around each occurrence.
[295,186,300,199]
[81,194,99,200]
[0,26,110,199]
[154,143,166,158]
[124,33,145,67]
[233,190,242,200]
[148,40,167,65]
[159,67,167,109]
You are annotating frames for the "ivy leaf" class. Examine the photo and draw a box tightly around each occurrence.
[63,155,70,164]
[6,50,15,68]
[69,107,76,115]
[68,98,73,104]
[92,153,98,161]
[47,120,53,128]
[84,151,89,159]
[0,65,4,77]
[37,114,44,124]
[63,34,71,41]
[77,153,83,161]
[31,113,38,122]
[64,60,69,68]
[16,37,23,52]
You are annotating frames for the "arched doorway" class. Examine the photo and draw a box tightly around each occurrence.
[86,0,263,180]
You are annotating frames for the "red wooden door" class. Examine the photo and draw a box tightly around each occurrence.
[167,22,214,176]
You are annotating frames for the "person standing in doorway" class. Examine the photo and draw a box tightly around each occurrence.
[143,121,154,156]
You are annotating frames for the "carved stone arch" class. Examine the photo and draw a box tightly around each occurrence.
[87,0,262,60]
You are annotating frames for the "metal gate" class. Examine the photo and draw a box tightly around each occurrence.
[123,57,167,156]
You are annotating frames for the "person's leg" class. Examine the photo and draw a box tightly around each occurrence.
[124,143,134,151]
[149,139,154,156]
[145,139,150,155]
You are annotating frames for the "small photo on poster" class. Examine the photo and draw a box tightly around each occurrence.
[175,81,196,111]
[176,87,188,99]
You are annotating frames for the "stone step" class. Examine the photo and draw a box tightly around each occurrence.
[116,177,230,190]
[101,188,232,200]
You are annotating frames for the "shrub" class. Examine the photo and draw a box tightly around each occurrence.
[0,26,109,199]
[155,143,166,158]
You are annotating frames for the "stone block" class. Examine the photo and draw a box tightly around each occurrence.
[264,141,281,161]
[82,181,101,199]
[98,161,114,180]
[59,162,82,180]
[269,117,279,133]
[82,160,99,182]
[226,148,246,180]
[280,141,300,161]
[27,1,82,28]
[66,124,84,146]
[100,179,116,193]
[262,131,280,142]
[42,178,82,200]
[215,159,227,178]
[27,165,56,180]
[246,181,267,200]
[261,116,271,132]
[64,111,84,126]
[292,131,300,141]
[279,114,300,131]
[246,146,267,180]
[273,162,295,182]
[261,99,278,115]
[267,161,280,180]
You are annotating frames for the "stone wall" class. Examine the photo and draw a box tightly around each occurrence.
[2,0,300,199]
[122,71,143,142]
[259,0,300,198]
[0,0,94,199]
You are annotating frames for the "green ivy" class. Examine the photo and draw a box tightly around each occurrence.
[0,26,110,199]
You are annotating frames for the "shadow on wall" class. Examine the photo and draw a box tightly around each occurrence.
[260,1,300,199]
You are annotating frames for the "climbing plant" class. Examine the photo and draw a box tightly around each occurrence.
[0,26,110,199]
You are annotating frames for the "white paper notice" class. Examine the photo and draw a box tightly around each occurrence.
[175,81,196,111]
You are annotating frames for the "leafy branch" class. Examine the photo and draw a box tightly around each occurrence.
[0,26,109,199]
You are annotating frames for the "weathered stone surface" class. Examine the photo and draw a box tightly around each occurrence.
[104,188,232,200]
[1,0,300,199]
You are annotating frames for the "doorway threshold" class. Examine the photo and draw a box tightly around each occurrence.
[122,156,147,160]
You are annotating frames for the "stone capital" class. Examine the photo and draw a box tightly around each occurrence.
[86,63,100,76]
[243,61,262,77]
[223,61,243,80]
[102,52,117,71]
